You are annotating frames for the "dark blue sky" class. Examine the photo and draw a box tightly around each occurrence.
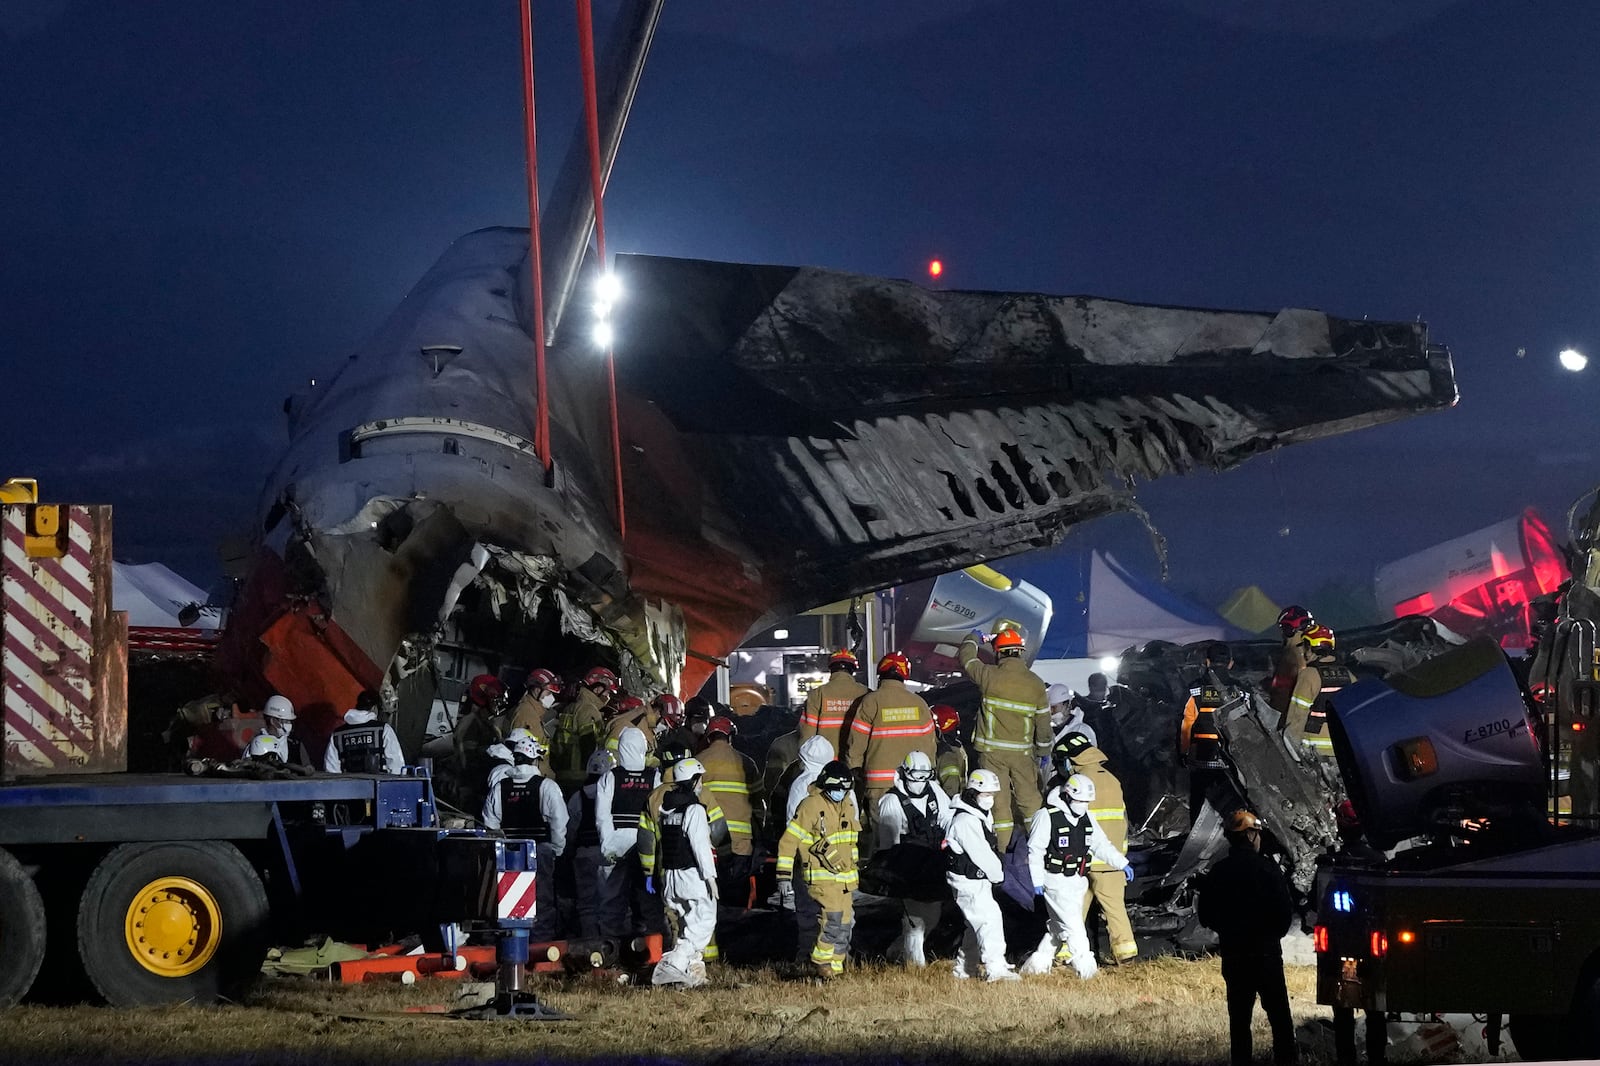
[2,1,1596,610]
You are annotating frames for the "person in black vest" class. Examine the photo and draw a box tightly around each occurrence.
[944,769,1018,982]
[322,691,404,774]
[1198,809,1298,1066]
[567,748,618,940]
[873,750,949,967]
[1181,642,1236,825]
[483,735,569,943]
[1020,772,1132,978]
[651,757,718,987]
[262,695,312,767]
[596,726,662,940]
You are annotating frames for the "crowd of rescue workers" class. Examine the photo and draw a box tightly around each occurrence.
[192,607,1363,1066]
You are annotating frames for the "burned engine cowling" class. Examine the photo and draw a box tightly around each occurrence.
[1332,636,1545,849]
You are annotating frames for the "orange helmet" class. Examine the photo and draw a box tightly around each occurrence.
[993,629,1026,653]
[1227,809,1262,833]
[1305,624,1336,652]
[828,649,858,671]
[930,704,960,735]
[876,652,911,680]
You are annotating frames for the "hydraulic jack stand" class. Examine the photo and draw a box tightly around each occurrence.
[465,839,569,1021]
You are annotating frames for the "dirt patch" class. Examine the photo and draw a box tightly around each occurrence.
[1,958,1344,1065]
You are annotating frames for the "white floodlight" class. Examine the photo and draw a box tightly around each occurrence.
[1560,348,1588,372]
[592,321,614,349]
[596,271,623,305]
[1098,655,1121,673]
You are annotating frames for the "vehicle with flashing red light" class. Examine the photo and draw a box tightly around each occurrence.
[1314,500,1600,1062]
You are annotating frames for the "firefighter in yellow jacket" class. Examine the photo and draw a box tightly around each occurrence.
[841,652,936,829]
[1283,625,1352,760]
[775,759,860,979]
[697,715,764,879]
[959,629,1051,850]
[799,649,867,754]
[1056,733,1139,964]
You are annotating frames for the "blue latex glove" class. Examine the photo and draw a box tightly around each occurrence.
[968,628,989,643]
[1123,866,1136,884]
[1034,885,1044,897]
[645,875,656,895]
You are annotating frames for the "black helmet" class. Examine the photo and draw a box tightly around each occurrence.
[815,760,853,792]
[1053,732,1093,769]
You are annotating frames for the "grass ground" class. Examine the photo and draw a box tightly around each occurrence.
[0,958,1353,1066]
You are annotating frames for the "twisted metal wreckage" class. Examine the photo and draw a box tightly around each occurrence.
[209,1,1460,927]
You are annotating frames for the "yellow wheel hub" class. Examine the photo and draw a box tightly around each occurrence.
[124,877,221,978]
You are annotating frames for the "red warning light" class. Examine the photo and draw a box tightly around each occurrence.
[928,259,944,278]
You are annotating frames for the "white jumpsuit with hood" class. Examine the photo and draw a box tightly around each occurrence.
[482,760,569,942]
[945,793,1016,980]
[652,785,719,986]
[876,779,950,966]
[1021,784,1129,978]
[595,727,661,936]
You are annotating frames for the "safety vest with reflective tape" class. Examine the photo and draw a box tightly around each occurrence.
[1301,662,1347,754]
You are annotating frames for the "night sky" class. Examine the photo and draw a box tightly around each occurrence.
[3,1,1596,616]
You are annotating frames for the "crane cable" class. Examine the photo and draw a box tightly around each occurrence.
[576,0,626,538]
[517,0,552,473]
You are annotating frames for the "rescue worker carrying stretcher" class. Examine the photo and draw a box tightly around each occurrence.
[958,628,1051,850]
[872,750,950,967]
[1056,733,1140,965]
[945,768,1018,981]
[776,759,860,980]
[1021,772,1132,978]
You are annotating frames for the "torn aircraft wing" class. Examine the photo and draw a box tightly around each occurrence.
[233,231,1457,715]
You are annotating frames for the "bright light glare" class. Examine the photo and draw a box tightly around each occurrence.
[592,321,614,348]
[596,271,623,304]
[773,628,789,640]
[1560,348,1588,372]
[928,259,944,278]
[1098,655,1120,672]
[593,300,612,320]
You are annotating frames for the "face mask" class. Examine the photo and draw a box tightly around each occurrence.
[902,774,928,796]
[976,793,995,812]
[539,692,556,709]
[1051,708,1067,730]
[823,788,848,803]
[266,720,290,738]
[1069,799,1089,816]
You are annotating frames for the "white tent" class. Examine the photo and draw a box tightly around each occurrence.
[112,562,219,629]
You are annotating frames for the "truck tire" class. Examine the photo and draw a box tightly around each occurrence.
[76,841,269,1006]
[0,846,47,1007]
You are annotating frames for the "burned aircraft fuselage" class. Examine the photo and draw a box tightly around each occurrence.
[225,229,1455,745]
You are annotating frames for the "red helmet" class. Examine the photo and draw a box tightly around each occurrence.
[653,693,684,727]
[930,704,960,735]
[828,649,858,671]
[877,652,911,680]
[526,668,562,695]
[468,674,505,707]
[583,667,620,694]
[616,695,645,717]
[1334,800,1361,834]
[992,629,1026,653]
[706,715,736,740]
[1305,624,1336,651]
[1277,606,1315,635]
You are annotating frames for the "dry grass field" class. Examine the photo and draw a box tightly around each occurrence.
[0,958,1358,1066]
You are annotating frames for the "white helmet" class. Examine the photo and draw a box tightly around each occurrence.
[246,735,282,760]
[505,727,535,744]
[263,695,295,721]
[1065,773,1096,803]
[966,769,1001,794]
[511,736,546,763]
[586,749,619,776]
[485,743,514,766]
[898,750,934,781]
[672,757,706,784]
